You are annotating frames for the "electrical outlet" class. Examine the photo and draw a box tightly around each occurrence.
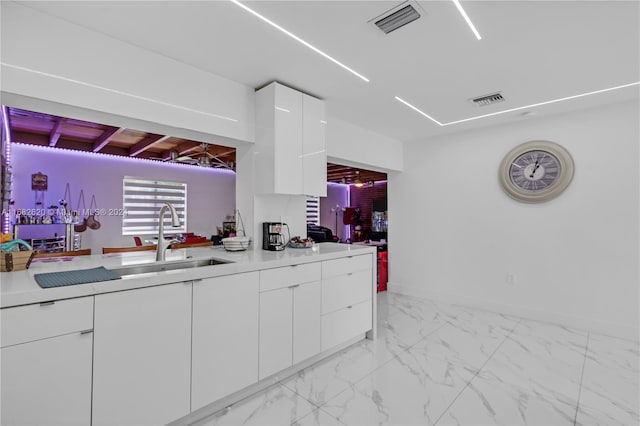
[506,273,516,285]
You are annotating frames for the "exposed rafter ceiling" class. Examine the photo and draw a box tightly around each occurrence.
[327,164,387,185]
[5,107,237,170]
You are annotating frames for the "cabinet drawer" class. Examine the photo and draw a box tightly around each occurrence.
[1,297,94,347]
[260,262,321,292]
[322,269,372,315]
[321,300,372,352]
[321,254,372,280]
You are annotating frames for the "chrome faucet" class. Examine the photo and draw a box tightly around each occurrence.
[155,202,181,262]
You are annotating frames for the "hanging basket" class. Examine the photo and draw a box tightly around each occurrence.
[86,195,101,230]
[74,190,87,233]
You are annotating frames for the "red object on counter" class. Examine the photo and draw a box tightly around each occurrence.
[377,251,388,292]
[184,236,207,244]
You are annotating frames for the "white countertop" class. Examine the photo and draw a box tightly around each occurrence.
[0,243,376,309]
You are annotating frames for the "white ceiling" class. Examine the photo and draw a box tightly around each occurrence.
[22,1,640,143]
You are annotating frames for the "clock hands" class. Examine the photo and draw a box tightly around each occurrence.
[529,160,541,178]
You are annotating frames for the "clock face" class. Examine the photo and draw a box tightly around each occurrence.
[509,150,561,192]
[499,141,574,203]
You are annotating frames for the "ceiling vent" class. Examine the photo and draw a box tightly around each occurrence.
[370,1,423,34]
[470,92,505,107]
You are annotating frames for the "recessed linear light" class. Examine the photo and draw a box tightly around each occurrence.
[230,0,370,83]
[452,0,482,40]
[394,96,444,126]
[395,81,640,127]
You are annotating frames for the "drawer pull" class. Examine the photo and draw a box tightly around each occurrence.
[288,284,300,289]
[347,272,353,276]
[347,305,353,309]
[80,329,94,335]
[39,301,55,306]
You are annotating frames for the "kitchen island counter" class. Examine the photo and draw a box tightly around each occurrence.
[0,243,376,308]
[1,242,378,426]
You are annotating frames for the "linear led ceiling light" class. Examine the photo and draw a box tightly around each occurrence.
[394,96,444,126]
[452,0,482,40]
[395,81,640,127]
[230,0,369,83]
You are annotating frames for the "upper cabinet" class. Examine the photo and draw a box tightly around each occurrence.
[302,95,327,197]
[255,82,327,197]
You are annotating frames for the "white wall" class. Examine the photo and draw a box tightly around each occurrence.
[326,116,403,173]
[1,1,254,143]
[10,144,236,254]
[389,101,639,340]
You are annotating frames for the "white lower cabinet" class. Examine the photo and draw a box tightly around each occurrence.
[259,263,322,379]
[92,282,192,426]
[321,269,372,315]
[0,252,375,426]
[259,280,321,378]
[320,254,374,351]
[0,296,94,426]
[191,272,259,411]
[259,286,293,378]
[1,331,93,425]
[321,300,372,351]
[292,280,321,364]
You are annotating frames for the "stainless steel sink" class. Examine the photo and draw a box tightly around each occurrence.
[109,257,230,277]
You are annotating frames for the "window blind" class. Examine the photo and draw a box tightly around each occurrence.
[122,177,187,235]
[306,196,320,226]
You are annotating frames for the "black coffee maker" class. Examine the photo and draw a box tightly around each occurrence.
[262,222,286,251]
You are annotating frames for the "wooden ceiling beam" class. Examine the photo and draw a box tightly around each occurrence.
[161,145,236,161]
[175,141,203,155]
[92,127,124,152]
[10,131,49,146]
[128,135,171,157]
[48,118,66,147]
[208,148,236,159]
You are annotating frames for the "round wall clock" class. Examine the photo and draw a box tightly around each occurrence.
[499,140,574,203]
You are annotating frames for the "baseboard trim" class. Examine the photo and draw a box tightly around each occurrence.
[168,334,368,426]
[389,282,639,342]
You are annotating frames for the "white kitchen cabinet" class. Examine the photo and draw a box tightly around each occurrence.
[292,279,322,364]
[259,285,293,378]
[1,297,94,426]
[302,94,327,197]
[259,263,322,379]
[92,282,192,426]
[255,82,326,196]
[321,299,373,351]
[321,268,372,315]
[321,254,374,351]
[191,272,259,411]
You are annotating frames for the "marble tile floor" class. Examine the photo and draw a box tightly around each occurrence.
[193,292,639,426]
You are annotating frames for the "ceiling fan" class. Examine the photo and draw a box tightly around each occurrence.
[166,143,235,170]
[340,170,373,188]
